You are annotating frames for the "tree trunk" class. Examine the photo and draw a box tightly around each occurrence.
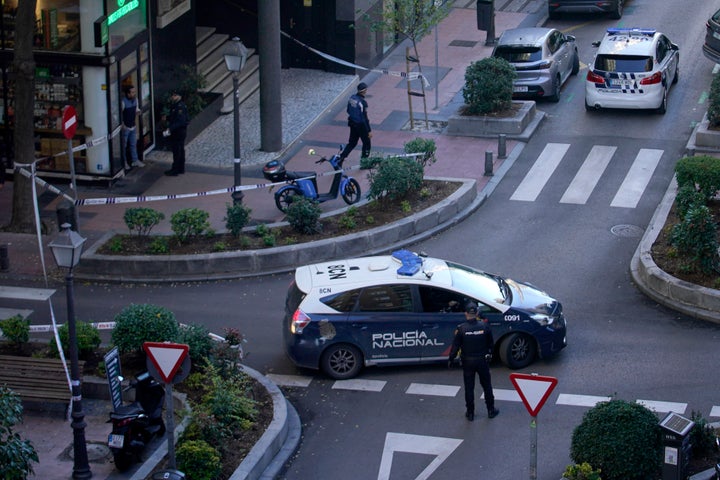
[8,0,38,233]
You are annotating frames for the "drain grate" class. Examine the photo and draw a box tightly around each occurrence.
[610,224,644,238]
[449,39,478,48]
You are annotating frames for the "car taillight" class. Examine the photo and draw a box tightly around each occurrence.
[586,70,605,84]
[639,72,662,85]
[291,309,311,334]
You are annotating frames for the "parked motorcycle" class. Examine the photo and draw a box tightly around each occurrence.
[108,371,166,472]
[263,146,362,212]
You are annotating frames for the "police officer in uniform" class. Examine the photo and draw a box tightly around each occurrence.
[448,302,499,421]
[339,82,372,162]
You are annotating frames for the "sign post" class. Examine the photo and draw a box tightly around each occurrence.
[61,105,78,198]
[143,342,191,470]
[509,373,558,480]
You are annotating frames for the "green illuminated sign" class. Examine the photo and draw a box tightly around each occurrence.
[108,0,139,25]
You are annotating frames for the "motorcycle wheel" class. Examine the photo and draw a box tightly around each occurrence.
[341,179,361,205]
[275,187,303,212]
[113,450,135,472]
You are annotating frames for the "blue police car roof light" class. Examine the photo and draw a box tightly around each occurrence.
[392,249,423,276]
[606,28,656,36]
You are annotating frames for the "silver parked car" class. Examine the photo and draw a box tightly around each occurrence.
[492,27,580,103]
[704,7,720,64]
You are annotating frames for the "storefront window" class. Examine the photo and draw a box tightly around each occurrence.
[0,0,83,52]
[106,0,147,52]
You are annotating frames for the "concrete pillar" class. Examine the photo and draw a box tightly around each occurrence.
[259,0,282,152]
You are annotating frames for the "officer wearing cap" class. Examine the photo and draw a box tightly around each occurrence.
[339,82,372,162]
[448,301,499,421]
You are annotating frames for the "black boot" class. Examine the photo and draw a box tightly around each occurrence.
[465,410,474,421]
[488,407,499,419]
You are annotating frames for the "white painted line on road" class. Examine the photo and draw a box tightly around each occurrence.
[510,143,569,202]
[560,145,616,204]
[378,432,462,480]
[332,379,386,392]
[710,406,720,417]
[637,399,687,414]
[406,383,460,397]
[0,308,33,320]
[610,148,662,208]
[484,388,521,402]
[0,285,55,301]
[265,374,312,388]
[556,393,612,407]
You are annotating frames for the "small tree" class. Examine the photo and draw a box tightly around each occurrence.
[0,386,39,480]
[462,57,516,115]
[224,203,252,237]
[707,72,720,127]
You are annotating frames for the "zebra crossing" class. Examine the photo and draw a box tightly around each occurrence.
[510,142,665,208]
[266,374,720,419]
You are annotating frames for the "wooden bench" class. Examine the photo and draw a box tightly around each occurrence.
[0,355,84,414]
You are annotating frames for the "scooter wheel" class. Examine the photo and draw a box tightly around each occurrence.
[342,179,361,205]
[113,450,135,472]
[275,187,303,212]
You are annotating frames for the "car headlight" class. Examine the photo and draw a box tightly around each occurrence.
[531,313,554,326]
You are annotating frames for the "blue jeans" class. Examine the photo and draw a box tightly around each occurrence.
[121,126,138,165]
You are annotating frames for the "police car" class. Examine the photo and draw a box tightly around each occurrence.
[283,250,567,379]
[585,28,679,114]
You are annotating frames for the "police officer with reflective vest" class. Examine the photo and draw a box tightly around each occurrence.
[339,82,372,162]
[448,302,499,421]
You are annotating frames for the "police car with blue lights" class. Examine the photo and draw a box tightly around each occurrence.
[585,28,679,114]
[283,250,567,379]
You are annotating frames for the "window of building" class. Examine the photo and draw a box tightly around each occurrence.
[1,0,82,52]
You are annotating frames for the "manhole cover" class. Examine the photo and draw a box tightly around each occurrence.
[449,39,477,48]
[610,224,644,238]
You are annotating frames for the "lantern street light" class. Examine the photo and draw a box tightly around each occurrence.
[224,37,249,205]
[49,223,90,480]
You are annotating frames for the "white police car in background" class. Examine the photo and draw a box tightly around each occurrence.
[283,250,567,379]
[585,28,679,114]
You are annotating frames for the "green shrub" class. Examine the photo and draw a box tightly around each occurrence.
[175,323,213,363]
[708,72,720,127]
[675,155,720,200]
[403,137,437,168]
[570,399,661,480]
[213,241,227,252]
[671,205,719,275]
[123,208,165,236]
[262,233,276,246]
[224,203,252,237]
[111,304,179,354]
[286,197,323,234]
[367,155,424,200]
[689,411,719,458]
[563,462,602,480]
[675,184,706,220]
[0,315,30,347]
[255,224,269,237]
[108,237,124,253]
[175,439,221,480]
[149,237,170,254]
[462,57,516,115]
[170,208,211,243]
[0,386,38,480]
[49,321,101,359]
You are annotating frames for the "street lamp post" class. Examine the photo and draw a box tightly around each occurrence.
[49,223,90,480]
[224,37,248,205]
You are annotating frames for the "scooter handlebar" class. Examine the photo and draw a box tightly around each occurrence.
[315,158,327,164]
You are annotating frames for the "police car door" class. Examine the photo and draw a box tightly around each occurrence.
[347,284,422,365]
[417,286,467,362]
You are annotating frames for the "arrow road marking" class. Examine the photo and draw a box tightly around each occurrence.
[377,432,462,480]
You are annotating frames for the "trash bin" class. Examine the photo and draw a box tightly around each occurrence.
[476,0,493,31]
[151,470,185,480]
[658,412,694,480]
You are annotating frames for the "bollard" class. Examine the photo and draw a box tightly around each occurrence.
[484,151,494,176]
[56,200,77,232]
[0,244,8,271]
[498,134,507,159]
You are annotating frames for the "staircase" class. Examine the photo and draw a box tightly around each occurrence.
[195,26,260,114]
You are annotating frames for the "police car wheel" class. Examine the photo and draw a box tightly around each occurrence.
[498,333,536,369]
[321,344,363,379]
[657,87,667,115]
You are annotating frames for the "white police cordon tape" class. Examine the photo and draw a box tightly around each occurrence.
[26,321,117,334]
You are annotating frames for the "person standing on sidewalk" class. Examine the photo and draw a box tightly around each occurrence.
[164,90,189,176]
[121,85,144,170]
[339,82,372,162]
[448,302,499,421]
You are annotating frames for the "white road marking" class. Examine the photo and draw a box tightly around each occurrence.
[377,432,462,480]
[332,379,386,392]
[556,393,612,407]
[483,388,521,402]
[510,143,570,202]
[560,145,616,204]
[0,308,33,320]
[710,406,720,417]
[266,374,312,387]
[636,399,687,414]
[406,383,460,397]
[0,285,55,301]
[610,148,663,208]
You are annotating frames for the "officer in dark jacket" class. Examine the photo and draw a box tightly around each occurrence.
[339,82,372,162]
[164,89,190,176]
[448,302,499,421]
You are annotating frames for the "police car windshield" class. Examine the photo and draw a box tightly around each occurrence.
[594,54,653,73]
[446,262,509,304]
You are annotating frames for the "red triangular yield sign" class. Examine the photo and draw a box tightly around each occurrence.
[143,342,189,384]
[509,373,558,417]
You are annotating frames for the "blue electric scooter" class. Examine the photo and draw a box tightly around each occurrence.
[263,146,362,212]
